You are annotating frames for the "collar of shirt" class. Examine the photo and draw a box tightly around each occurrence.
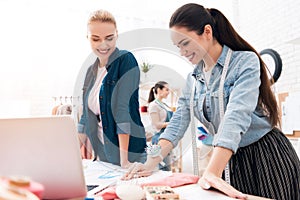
[192,45,230,81]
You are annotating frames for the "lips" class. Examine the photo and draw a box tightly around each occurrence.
[97,48,110,55]
[186,53,195,62]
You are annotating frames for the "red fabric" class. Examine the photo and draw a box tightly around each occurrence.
[97,173,199,200]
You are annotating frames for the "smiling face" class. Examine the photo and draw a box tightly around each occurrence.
[87,21,117,64]
[170,26,209,65]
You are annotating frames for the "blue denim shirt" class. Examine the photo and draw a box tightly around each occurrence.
[160,45,272,153]
[78,48,146,165]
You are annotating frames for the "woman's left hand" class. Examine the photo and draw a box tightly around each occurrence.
[199,171,247,199]
[122,162,154,180]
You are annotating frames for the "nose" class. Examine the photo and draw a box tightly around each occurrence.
[180,48,187,56]
[98,40,108,48]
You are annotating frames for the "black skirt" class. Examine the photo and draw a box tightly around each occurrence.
[226,128,300,200]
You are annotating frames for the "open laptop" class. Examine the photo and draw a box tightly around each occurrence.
[0,115,87,199]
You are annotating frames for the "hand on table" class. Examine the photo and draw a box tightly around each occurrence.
[199,171,247,199]
[121,162,154,180]
[120,160,134,169]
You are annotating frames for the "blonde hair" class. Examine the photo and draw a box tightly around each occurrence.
[87,10,117,27]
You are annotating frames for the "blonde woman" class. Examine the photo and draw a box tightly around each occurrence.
[77,10,146,168]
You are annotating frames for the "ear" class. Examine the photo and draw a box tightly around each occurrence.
[116,30,119,39]
[203,24,213,40]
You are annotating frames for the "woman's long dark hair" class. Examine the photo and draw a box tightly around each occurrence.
[148,81,168,103]
[169,3,279,127]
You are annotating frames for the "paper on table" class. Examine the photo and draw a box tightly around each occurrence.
[83,159,172,199]
[83,159,171,186]
[83,159,126,185]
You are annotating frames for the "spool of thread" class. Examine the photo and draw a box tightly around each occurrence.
[7,176,44,199]
[116,184,145,200]
[140,106,148,112]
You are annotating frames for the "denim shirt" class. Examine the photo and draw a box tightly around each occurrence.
[78,48,146,165]
[160,45,272,154]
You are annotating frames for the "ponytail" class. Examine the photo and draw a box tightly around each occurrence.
[206,8,252,52]
[147,87,155,103]
[207,8,279,126]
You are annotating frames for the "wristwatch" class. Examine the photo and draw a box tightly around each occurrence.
[145,144,165,166]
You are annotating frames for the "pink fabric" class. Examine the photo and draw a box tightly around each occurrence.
[97,186,118,200]
[97,173,199,200]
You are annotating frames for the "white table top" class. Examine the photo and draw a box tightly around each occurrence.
[173,184,234,200]
[83,159,229,199]
[82,160,269,200]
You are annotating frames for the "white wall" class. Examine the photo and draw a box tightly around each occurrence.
[1,0,300,118]
[234,0,300,94]
[0,0,224,117]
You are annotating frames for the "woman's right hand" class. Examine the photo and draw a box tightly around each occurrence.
[199,171,247,199]
[122,161,155,180]
[78,133,87,148]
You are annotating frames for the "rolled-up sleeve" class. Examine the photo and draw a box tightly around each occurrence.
[117,122,131,134]
[77,123,85,133]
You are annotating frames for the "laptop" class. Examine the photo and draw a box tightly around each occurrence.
[0,115,87,199]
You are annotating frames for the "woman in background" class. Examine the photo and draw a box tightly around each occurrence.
[147,81,173,170]
[77,10,146,168]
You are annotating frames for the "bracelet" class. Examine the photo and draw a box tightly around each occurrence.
[145,144,165,166]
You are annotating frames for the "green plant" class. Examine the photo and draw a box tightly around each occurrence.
[140,61,153,73]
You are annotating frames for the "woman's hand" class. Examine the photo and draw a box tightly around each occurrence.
[122,162,155,180]
[120,160,134,169]
[121,139,173,180]
[78,133,87,148]
[199,171,247,199]
[199,147,247,199]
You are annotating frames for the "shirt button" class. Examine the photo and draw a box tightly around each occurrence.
[101,112,104,115]
[99,96,103,99]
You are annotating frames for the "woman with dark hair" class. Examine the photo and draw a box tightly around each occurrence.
[147,81,172,144]
[124,3,300,200]
[147,81,173,170]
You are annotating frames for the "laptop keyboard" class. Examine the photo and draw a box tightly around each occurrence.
[87,185,99,191]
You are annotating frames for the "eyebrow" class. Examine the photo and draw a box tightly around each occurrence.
[90,33,115,38]
[176,38,187,46]
[105,34,115,38]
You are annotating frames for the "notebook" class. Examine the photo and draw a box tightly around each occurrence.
[0,115,87,199]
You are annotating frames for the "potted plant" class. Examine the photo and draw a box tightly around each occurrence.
[140,61,154,79]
